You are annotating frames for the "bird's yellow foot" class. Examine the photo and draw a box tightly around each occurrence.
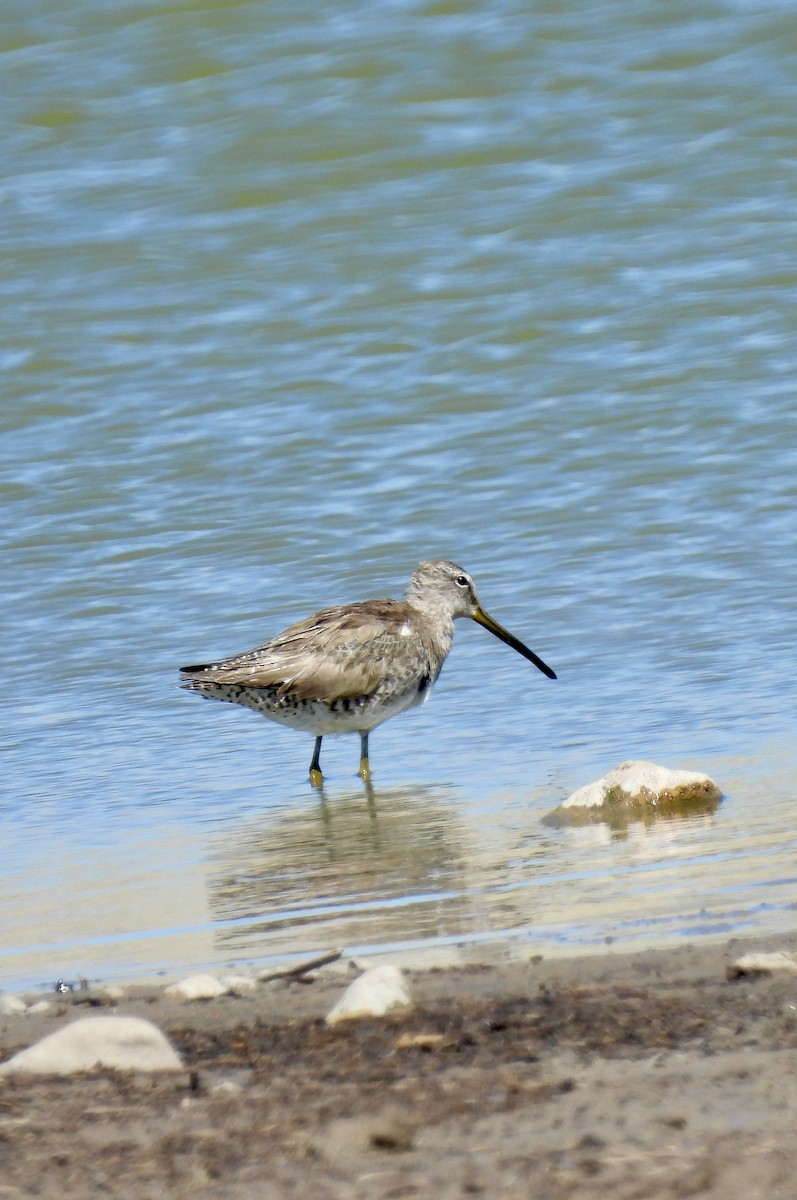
[309,767,324,788]
[357,759,371,785]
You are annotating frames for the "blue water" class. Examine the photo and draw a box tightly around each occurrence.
[2,0,797,989]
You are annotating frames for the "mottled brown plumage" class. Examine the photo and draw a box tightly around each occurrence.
[180,560,555,785]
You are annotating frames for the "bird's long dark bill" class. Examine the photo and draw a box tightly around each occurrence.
[472,607,557,679]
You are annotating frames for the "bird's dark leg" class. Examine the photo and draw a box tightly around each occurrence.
[357,731,371,784]
[309,736,323,787]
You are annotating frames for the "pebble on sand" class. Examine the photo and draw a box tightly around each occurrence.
[727,951,797,979]
[0,1016,184,1076]
[220,974,257,996]
[325,965,412,1025]
[0,994,27,1016]
[93,984,126,1005]
[165,974,228,1001]
[26,1001,52,1015]
[545,759,722,826]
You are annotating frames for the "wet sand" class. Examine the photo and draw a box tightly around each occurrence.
[2,931,797,1199]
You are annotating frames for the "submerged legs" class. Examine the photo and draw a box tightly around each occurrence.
[309,736,323,787]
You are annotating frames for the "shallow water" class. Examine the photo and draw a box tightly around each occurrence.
[2,0,797,989]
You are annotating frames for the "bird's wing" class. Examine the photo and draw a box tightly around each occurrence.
[180,600,423,702]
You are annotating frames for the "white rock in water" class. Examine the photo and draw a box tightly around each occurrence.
[558,760,721,811]
[0,993,27,1016]
[326,965,412,1025]
[0,1016,183,1076]
[728,952,797,978]
[165,974,227,1001]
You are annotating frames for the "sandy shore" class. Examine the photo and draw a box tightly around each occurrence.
[2,931,797,1199]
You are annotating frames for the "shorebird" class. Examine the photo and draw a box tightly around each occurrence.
[180,559,556,785]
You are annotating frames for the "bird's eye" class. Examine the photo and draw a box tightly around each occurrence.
[455,575,469,588]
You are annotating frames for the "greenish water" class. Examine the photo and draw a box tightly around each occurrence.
[2,0,797,988]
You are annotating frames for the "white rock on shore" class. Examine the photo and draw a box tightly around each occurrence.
[0,1016,183,1076]
[326,965,412,1025]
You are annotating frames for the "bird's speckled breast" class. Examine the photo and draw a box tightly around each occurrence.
[186,675,432,735]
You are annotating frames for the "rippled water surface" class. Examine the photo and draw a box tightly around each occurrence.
[3,0,797,988]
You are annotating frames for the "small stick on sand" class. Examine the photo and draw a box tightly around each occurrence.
[259,949,342,983]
